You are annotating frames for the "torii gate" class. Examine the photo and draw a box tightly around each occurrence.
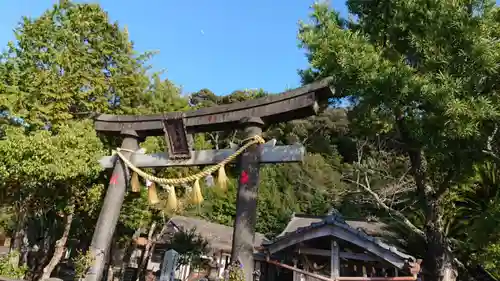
[85,78,334,281]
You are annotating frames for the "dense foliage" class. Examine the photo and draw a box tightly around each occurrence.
[0,1,499,281]
[298,0,500,280]
[168,227,209,268]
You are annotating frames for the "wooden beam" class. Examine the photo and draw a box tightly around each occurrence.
[267,259,332,281]
[94,77,334,135]
[266,259,417,281]
[293,259,298,281]
[99,144,305,169]
[296,247,380,262]
[331,240,340,279]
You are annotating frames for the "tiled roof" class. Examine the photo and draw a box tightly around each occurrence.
[168,216,269,252]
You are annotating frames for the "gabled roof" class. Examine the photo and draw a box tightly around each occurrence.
[276,214,390,238]
[265,214,416,270]
[167,216,269,253]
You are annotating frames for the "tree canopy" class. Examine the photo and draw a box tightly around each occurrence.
[298,0,500,279]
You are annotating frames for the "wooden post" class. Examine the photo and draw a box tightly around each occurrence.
[292,258,298,281]
[85,130,140,281]
[230,117,264,281]
[331,240,339,280]
[254,261,261,281]
[268,263,276,281]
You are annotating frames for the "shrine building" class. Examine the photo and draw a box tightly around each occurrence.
[124,212,421,281]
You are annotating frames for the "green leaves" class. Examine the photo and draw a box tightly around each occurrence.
[0,0,190,231]
[0,120,103,181]
[0,0,161,128]
[0,120,104,217]
[298,0,500,276]
[120,189,156,230]
[168,227,209,267]
[0,251,28,279]
[300,0,500,151]
[299,0,500,191]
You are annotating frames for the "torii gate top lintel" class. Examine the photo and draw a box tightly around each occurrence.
[94,77,334,136]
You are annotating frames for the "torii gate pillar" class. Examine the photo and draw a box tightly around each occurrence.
[230,117,265,281]
[85,130,140,281]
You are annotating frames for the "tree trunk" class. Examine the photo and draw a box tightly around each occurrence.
[20,226,30,270]
[424,202,457,281]
[136,222,157,281]
[29,219,57,281]
[396,118,458,281]
[13,219,29,268]
[11,218,25,253]
[39,211,74,281]
[9,216,26,273]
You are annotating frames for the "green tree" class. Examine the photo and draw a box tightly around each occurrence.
[168,227,209,268]
[0,0,152,129]
[0,1,190,279]
[0,120,104,280]
[0,252,28,279]
[298,1,500,280]
[448,162,500,277]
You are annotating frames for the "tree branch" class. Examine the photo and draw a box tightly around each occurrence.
[343,175,426,239]
[434,170,455,200]
[482,149,500,162]
[487,124,497,152]
[482,123,500,163]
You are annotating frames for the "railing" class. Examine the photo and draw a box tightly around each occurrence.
[265,259,418,281]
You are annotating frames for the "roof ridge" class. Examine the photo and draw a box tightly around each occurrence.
[293,214,326,219]
[267,215,416,268]
[345,219,386,224]
[169,215,268,238]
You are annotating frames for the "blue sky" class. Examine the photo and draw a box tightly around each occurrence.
[0,1,349,96]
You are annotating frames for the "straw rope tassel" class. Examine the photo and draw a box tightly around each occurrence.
[191,179,204,205]
[217,165,228,192]
[112,135,266,204]
[165,185,177,211]
[131,172,141,192]
[147,180,160,205]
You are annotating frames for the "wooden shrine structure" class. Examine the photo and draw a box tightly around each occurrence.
[85,78,334,281]
[257,214,421,281]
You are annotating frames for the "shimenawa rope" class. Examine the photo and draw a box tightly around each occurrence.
[112,135,265,208]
